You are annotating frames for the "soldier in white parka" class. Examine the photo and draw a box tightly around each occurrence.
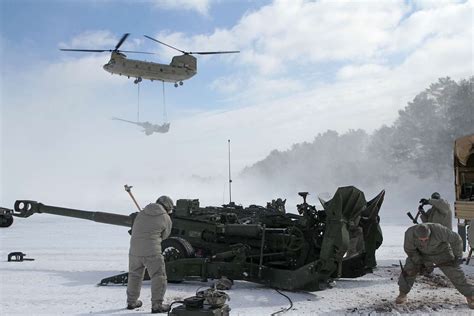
[126,196,173,314]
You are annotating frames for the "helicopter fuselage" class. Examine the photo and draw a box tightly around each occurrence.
[103,52,197,84]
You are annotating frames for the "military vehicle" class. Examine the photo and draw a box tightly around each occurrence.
[453,134,474,255]
[8,186,385,291]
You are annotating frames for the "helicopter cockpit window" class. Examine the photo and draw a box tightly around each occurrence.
[109,59,116,65]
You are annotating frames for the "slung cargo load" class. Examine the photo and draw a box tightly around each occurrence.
[9,186,385,291]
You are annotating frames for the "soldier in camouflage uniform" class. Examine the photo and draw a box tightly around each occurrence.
[419,192,453,230]
[396,223,474,309]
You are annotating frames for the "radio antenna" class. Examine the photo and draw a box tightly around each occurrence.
[228,139,232,204]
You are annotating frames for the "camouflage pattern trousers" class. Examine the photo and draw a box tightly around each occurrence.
[127,254,167,305]
[398,257,474,297]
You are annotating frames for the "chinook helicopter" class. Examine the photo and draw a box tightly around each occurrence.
[60,33,239,87]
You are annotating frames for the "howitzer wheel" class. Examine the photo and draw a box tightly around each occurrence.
[0,213,14,228]
[162,237,195,262]
[0,216,13,227]
[285,226,304,252]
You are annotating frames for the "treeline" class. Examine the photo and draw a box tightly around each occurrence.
[241,77,474,192]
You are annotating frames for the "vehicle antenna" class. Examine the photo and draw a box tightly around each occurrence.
[228,139,232,204]
[137,83,140,122]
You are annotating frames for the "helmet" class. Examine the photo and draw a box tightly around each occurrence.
[156,196,174,212]
[431,192,441,199]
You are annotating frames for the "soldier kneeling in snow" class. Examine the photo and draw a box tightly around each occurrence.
[396,223,474,309]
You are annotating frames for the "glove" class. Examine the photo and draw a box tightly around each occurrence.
[454,257,465,265]
[419,198,428,205]
[420,264,434,275]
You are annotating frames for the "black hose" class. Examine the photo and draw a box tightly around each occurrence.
[271,288,293,316]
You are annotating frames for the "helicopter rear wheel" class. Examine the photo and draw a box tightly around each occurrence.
[174,82,179,88]
[179,81,183,86]
[134,77,142,84]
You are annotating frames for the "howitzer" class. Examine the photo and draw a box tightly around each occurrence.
[9,186,385,291]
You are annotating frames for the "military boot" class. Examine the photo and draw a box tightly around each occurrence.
[127,300,143,310]
[151,303,170,313]
[466,296,474,309]
[395,292,407,304]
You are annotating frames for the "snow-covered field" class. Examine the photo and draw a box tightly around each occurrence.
[1,216,473,315]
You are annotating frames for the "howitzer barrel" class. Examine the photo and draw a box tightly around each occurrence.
[13,200,134,227]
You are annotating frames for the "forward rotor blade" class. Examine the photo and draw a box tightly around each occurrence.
[144,35,186,54]
[115,33,130,51]
[60,48,154,55]
[191,50,240,55]
[60,49,108,53]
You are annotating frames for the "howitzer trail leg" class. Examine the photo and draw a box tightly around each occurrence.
[144,254,167,306]
[127,255,146,304]
[99,272,128,285]
[398,257,419,294]
[438,264,474,297]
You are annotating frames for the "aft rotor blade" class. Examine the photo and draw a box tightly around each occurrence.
[60,49,108,53]
[191,50,240,55]
[115,33,130,51]
[144,35,186,54]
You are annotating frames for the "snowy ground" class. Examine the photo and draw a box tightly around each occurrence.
[1,216,474,315]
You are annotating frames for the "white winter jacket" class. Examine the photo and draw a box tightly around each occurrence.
[129,203,172,256]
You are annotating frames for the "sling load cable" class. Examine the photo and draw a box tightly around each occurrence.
[161,80,167,123]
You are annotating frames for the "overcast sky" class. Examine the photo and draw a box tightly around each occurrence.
[0,0,472,211]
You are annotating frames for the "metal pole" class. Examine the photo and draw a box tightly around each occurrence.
[228,139,232,204]
[137,83,140,122]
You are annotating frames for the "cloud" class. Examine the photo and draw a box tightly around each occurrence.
[170,0,470,110]
[152,0,213,16]
[386,0,472,54]
[411,0,465,10]
[155,0,470,80]
[59,30,118,49]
